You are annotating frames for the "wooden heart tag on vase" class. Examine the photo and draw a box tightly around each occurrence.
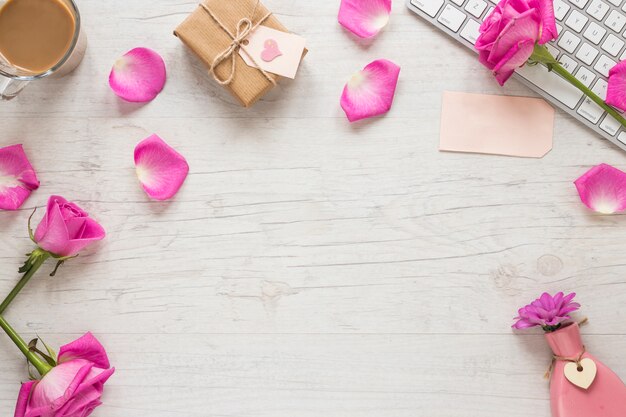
[564,358,597,390]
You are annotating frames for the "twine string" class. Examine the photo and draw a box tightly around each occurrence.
[545,346,587,379]
[200,1,276,86]
[544,318,589,379]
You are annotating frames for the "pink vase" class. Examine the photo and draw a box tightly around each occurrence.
[545,323,626,417]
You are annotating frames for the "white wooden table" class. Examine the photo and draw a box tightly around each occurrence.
[1,1,626,416]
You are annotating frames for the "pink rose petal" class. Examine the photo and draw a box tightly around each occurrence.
[574,163,626,214]
[491,38,535,85]
[58,332,111,369]
[531,0,559,44]
[606,60,626,112]
[14,381,36,417]
[340,59,400,122]
[109,47,166,103]
[338,0,392,38]
[134,134,189,201]
[0,144,39,211]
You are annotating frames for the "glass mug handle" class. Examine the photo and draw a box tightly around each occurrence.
[0,75,29,100]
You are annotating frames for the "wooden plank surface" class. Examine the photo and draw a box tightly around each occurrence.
[1,1,625,416]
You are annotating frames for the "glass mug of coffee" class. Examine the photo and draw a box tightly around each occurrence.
[0,0,86,100]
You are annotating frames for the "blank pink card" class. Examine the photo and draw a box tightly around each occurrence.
[439,91,554,158]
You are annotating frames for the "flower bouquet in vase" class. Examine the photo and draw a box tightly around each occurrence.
[513,292,626,417]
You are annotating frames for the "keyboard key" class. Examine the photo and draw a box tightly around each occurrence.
[516,65,583,109]
[621,49,626,60]
[577,97,604,123]
[618,132,626,144]
[556,23,564,34]
[484,6,494,19]
[559,54,578,72]
[558,31,582,53]
[594,54,616,76]
[571,0,590,8]
[437,4,466,31]
[587,0,610,20]
[602,33,624,56]
[606,10,626,32]
[608,0,621,6]
[554,0,571,19]
[465,0,487,17]
[583,21,607,44]
[591,78,608,99]
[565,10,589,32]
[577,79,609,124]
[576,42,599,64]
[411,0,444,17]
[450,0,464,6]
[460,19,481,44]
[575,66,596,87]
[600,114,621,135]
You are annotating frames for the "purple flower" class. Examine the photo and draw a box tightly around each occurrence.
[512,292,580,331]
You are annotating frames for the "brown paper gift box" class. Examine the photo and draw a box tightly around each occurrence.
[174,0,306,107]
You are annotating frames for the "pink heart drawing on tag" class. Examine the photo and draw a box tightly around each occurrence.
[261,39,282,62]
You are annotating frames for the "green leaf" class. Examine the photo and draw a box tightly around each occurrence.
[542,323,563,332]
[18,248,51,275]
[18,253,34,274]
[27,208,37,243]
[49,254,78,276]
[41,338,58,365]
[28,338,38,350]
[38,352,57,367]
[27,362,38,380]
[50,260,65,277]
[28,337,57,367]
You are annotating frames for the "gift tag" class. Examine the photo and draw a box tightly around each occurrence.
[239,26,306,79]
[564,358,597,390]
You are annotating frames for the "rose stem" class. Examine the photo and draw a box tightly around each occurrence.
[0,250,50,315]
[0,315,52,376]
[529,44,626,128]
[549,62,626,128]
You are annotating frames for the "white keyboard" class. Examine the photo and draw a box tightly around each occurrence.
[407,0,626,152]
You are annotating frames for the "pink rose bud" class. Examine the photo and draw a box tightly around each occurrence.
[14,333,114,417]
[34,196,105,257]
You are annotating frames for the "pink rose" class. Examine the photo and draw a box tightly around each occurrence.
[14,333,115,417]
[475,0,558,85]
[34,196,105,257]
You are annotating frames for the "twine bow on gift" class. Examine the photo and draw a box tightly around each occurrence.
[200,1,276,86]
